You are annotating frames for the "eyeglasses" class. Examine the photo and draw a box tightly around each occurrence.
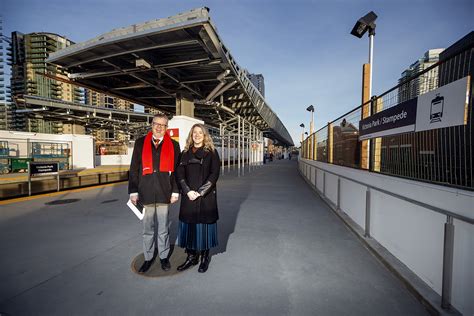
[152,122,168,129]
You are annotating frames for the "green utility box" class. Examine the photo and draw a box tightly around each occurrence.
[10,158,32,173]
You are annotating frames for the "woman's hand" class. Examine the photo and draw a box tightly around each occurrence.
[187,190,201,201]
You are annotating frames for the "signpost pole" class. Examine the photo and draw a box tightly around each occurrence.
[57,162,60,192]
[28,161,32,196]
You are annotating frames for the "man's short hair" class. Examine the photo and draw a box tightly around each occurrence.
[152,113,169,121]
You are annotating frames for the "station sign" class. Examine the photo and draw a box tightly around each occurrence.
[359,98,417,140]
[30,162,59,176]
[28,161,61,196]
[359,75,470,140]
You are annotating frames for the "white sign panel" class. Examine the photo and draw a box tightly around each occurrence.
[415,76,470,132]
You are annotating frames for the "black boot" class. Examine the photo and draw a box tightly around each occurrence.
[138,260,153,273]
[198,250,210,273]
[177,249,199,272]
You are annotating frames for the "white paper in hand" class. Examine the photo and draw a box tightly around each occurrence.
[127,199,146,220]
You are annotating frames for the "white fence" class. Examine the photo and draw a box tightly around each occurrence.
[299,158,473,316]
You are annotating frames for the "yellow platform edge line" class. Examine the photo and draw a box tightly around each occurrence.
[0,181,127,206]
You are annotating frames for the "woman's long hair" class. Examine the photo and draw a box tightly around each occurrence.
[184,124,215,152]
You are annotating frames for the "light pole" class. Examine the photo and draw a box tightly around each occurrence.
[351,11,377,170]
[306,105,315,135]
[351,11,377,100]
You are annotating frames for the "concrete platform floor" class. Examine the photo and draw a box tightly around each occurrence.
[0,159,429,315]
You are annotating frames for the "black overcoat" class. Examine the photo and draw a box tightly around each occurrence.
[176,147,220,224]
[128,135,181,205]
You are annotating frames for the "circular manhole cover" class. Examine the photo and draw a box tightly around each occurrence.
[131,246,192,277]
[45,199,81,205]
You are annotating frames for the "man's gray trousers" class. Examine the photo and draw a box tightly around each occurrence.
[143,203,170,261]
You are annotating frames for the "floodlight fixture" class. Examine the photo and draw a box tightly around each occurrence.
[350,11,377,38]
[136,58,152,69]
[306,105,315,134]
[300,123,305,143]
[350,11,378,98]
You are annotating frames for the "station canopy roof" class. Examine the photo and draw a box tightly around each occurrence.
[47,7,294,146]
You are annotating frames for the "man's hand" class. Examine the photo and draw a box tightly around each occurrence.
[130,194,139,205]
[170,195,179,204]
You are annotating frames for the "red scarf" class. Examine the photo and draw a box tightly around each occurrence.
[141,131,175,175]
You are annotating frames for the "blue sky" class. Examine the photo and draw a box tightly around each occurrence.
[3,0,473,144]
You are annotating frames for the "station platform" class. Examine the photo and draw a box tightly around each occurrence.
[0,160,429,315]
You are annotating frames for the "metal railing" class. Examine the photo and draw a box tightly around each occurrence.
[301,43,473,190]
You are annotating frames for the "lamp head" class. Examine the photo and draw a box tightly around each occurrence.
[306,105,314,112]
[300,123,305,128]
[350,11,377,38]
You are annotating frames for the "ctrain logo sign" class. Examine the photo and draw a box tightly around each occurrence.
[415,76,470,132]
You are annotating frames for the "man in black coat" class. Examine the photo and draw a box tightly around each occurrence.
[128,113,180,273]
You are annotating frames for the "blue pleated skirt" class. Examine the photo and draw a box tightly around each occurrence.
[177,221,218,251]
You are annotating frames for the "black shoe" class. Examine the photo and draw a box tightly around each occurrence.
[138,260,153,273]
[160,258,171,271]
[198,250,210,273]
[177,252,199,272]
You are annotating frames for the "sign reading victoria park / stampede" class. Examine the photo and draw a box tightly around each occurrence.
[359,76,470,141]
[30,162,59,176]
[359,98,417,140]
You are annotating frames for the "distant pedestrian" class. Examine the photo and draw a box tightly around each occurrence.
[128,113,181,273]
[176,124,220,273]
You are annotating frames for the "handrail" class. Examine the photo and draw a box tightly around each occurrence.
[299,159,474,225]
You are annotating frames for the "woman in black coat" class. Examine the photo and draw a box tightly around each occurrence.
[176,123,220,273]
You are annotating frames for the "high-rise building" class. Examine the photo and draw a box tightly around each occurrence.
[84,89,133,142]
[10,31,83,101]
[248,73,265,97]
[7,30,161,142]
[9,31,84,133]
[84,89,133,111]
[0,17,13,130]
[398,48,444,102]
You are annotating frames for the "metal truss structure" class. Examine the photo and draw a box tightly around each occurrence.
[46,7,293,146]
[18,95,153,139]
